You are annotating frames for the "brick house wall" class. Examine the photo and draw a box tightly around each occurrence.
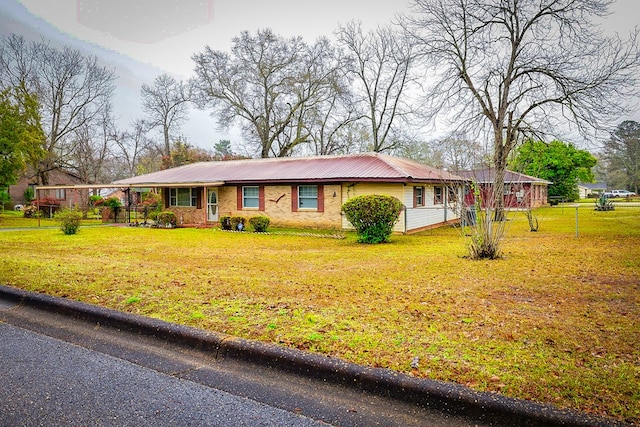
[9,169,87,207]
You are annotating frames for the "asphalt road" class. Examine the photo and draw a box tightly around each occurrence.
[0,322,325,427]
[0,295,483,427]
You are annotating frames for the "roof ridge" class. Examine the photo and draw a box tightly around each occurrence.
[370,152,417,178]
[208,153,377,164]
[458,168,550,183]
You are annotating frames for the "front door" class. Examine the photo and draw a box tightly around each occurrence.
[207,188,218,222]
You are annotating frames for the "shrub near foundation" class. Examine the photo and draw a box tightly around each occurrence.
[342,194,404,243]
[230,216,246,231]
[219,215,247,231]
[219,215,232,230]
[248,215,270,232]
[155,211,177,228]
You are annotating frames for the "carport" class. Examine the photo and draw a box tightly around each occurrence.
[33,182,222,226]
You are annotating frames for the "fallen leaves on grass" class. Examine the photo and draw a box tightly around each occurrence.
[0,207,638,423]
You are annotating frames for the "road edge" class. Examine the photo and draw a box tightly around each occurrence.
[0,284,626,427]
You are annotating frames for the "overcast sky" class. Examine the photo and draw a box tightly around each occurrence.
[1,0,638,151]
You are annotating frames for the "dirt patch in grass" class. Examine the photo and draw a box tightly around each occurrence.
[1,206,638,423]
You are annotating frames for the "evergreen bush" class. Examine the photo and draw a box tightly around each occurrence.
[342,194,404,243]
[248,215,270,232]
[219,215,232,230]
[230,216,246,231]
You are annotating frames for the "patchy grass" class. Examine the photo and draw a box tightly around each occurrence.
[0,206,638,424]
[0,209,102,228]
[0,210,57,227]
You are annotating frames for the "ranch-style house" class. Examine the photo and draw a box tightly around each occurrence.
[109,153,469,233]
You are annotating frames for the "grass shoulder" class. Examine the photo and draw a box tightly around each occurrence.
[0,207,638,423]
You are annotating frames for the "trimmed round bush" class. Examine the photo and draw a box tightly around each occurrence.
[56,208,83,235]
[219,215,232,230]
[342,194,404,244]
[230,216,245,231]
[249,215,270,232]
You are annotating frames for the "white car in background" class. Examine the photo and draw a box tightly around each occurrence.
[603,189,637,198]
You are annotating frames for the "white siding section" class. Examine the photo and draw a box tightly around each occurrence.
[341,183,463,233]
[404,185,461,232]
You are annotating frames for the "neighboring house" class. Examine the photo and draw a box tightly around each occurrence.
[111,153,469,233]
[9,168,87,208]
[458,169,551,208]
[578,183,606,199]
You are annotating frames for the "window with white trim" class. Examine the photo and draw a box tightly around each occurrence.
[54,189,66,200]
[434,186,443,204]
[414,186,424,207]
[298,185,318,209]
[169,188,197,207]
[243,186,260,208]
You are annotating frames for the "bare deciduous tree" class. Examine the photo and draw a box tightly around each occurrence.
[404,0,639,220]
[111,119,159,178]
[298,40,359,155]
[141,73,192,158]
[337,21,418,153]
[398,131,487,170]
[403,0,639,258]
[308,117,366,155]
[192,29,344,158]
[0,34,37,91]
[0,34,116,185]
[65,106,115,186]
[437,132,486,173]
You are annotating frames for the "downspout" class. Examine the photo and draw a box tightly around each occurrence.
[203,187,207,227]
[444,186,448,223]
[403,184,407,234]
[126,188,131,224]
[404,205,408,234]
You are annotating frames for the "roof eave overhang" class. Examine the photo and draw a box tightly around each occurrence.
[36,181,225,190]
[224,177,470,185]
[119,181,225,188]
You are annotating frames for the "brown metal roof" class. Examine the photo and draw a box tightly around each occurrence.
[111,153,468,186]
[457,169,552,185]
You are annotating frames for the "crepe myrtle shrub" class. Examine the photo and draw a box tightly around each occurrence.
[248,215,270,232]
[155,210,177,228]
[342,194,404,244]
[56,208,83,235]
[32,196,60,218]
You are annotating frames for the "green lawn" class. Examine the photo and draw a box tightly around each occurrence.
[0,209,103,228]
[1,206,638,424]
